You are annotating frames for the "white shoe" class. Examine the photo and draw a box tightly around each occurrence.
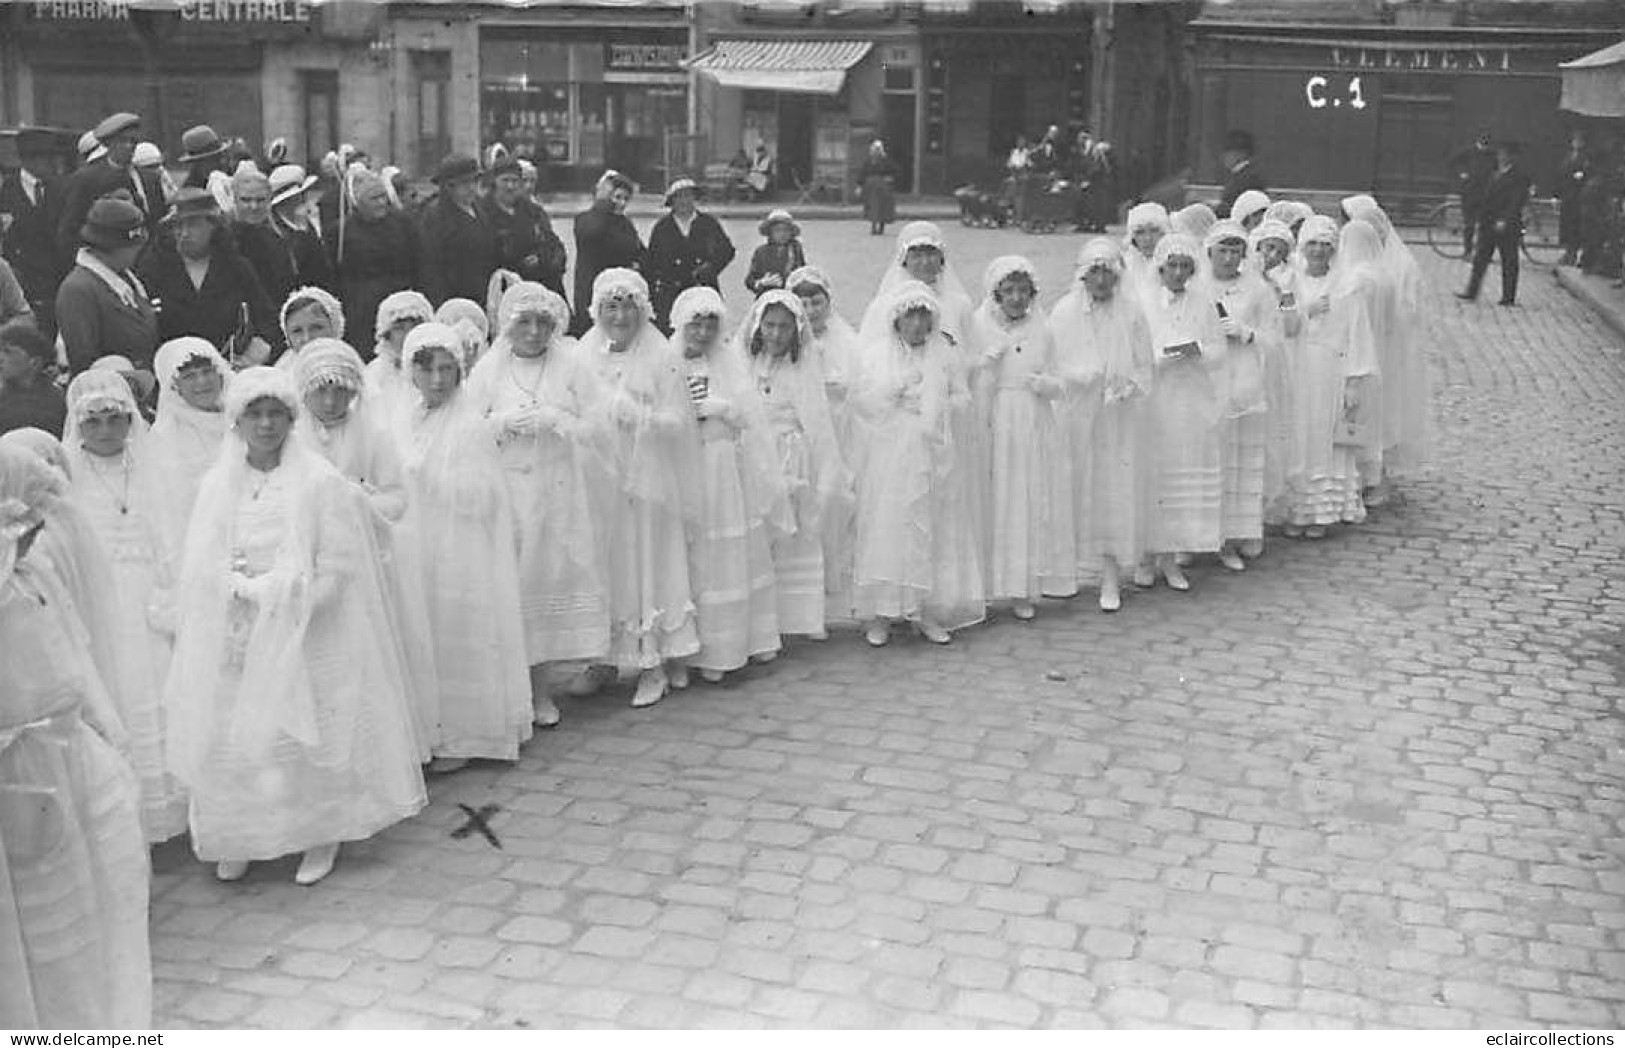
[865,620,890,647]
[1132,563,1156,588]
[632,669,668,708]
[1099,580,1121,613]
[1174,552,1192,567]
[1239,538,1264,559]
[216,860,249,882]
[698,667,725,684]
[295,843,340,886]
[1283,525,1305,539]
[668,663,690,690]
[427,756,469,775]
[1012,600,1036,621]
[1162,562,1191,592]
[1305,525,1328,540]
[916,621,951,645]
[532,696,561,728]
[751,651,778,665]
[1219,549,1246,572]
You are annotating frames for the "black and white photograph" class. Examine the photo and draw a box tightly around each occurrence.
[1,0,1623,1032]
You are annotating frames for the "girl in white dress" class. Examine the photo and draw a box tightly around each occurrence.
[740,290,850,639]
[1122,202,1171,309]
[1202,219,1275,570]
[465,282,611,722]
[968,256,1075,619]
[672,287,784,682]
[1250,219,1300,525]
[61,370,187,843]
[1279,217,1380,536]
[788,265,863,600]
[294,339,438,762]
[276,285,344,372]
[1341,195,1428,495]
[398,323,532,769]
[164,366,426,885]
[1139,233,1228,592]
[1048,238,1156,612]
[147,336,232,561]
[364,289,433,441]
[1,444,151,1028]
[850,280,985,646]
[574,268,703,709]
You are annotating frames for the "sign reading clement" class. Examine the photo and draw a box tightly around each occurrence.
[1330,46,1513,73]
[29,0,313,21]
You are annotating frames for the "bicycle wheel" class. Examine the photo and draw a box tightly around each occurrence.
[1521,200,1565,267]
[1427,201,1468,260]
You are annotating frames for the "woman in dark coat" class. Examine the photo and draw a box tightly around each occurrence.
[644,178,736,332]
[859,140,898,237]
[137,189,276,367]
[570,170,643,336]
[329,170,418,359]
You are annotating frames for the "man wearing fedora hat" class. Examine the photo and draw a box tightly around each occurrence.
[417,153,498,307]
[54,195,160,374]
[481,153,568,301]
[55,112,164,261]
[0,129,71,336]
[645,177,735,333]
[267,164,334,292]
[570,169,642,336]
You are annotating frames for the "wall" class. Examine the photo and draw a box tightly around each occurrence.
[260,41,390,167]
[388,11,482,170]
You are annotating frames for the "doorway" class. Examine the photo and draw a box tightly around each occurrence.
[1376,77,1453,197]
[881,92,915,193]
[777,95,815,192]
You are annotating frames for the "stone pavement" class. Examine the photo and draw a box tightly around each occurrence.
[148,235,1625,1030]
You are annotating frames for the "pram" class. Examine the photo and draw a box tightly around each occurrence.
[1017,174,1081,233]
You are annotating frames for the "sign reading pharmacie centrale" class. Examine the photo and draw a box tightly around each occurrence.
[27,0,313,22]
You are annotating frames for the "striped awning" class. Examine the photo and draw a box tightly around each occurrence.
[686,39,874,95]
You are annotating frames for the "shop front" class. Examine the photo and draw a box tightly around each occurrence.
[1189,17,1621,204]
[479,27,689,193]
[6,0,315,155]
[689,36,895,202]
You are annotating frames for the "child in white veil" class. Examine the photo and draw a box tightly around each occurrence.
[164,366,426,885]
[61,369,186,842]
[672,286,785,682]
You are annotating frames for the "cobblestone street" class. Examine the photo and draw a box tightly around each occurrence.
[148,225,1625,1030]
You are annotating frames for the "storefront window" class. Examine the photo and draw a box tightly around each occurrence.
[481,83,574,164]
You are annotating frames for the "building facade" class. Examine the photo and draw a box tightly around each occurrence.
[2,1,395,169]
[1187,0,1625,204]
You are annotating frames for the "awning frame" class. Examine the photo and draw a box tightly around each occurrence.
[686,38,874,96]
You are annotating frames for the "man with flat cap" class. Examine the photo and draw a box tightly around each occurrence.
[0,128,70,335]
[1217,129,1268,220]
[55,112,164,261]
[417,153,498,306]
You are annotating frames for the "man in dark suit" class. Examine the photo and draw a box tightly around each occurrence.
[0,129,69,336]
[1448,131,1497,257]
[54,112,165,261]
[1217,129,1267,219]
[1458,142,1533,307]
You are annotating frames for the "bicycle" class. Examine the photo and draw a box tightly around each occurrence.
[1426,194,1566,267]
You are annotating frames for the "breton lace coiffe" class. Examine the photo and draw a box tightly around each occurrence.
[279,285,345,344]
